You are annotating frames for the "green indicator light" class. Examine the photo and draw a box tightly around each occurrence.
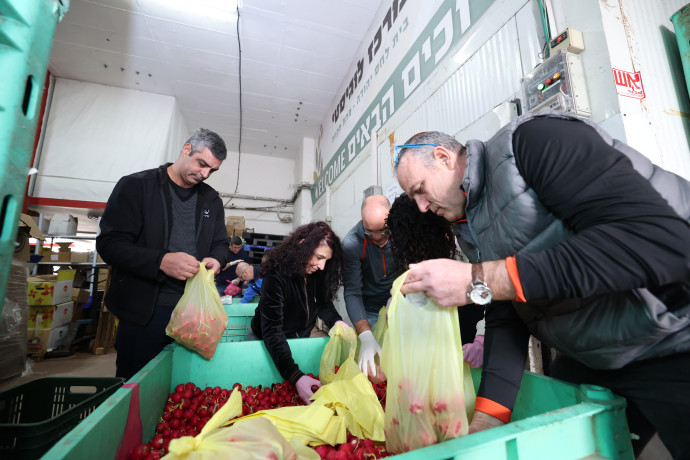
[537,83,545,91]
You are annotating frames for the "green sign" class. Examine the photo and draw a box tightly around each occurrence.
[312,0,495,203]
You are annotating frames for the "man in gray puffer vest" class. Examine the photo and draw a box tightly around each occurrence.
[395,111,690,458]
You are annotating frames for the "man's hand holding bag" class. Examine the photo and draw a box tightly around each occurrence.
[165,262,228,359]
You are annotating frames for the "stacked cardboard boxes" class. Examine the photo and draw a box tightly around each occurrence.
[225,216,245,237]
[26,270,75,352]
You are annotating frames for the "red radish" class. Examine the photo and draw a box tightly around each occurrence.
[150,435,164,449]
[129,444,150,460]
[314,445,330,459]
[334,450,349,460]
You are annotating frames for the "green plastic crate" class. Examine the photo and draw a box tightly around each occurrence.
[45,340,634,459]
[0,376,123,459]
[0,0,69,318]
[221,299,258,342]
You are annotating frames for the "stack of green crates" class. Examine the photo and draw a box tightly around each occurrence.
[46,339,634,459]
[222,297,258,342]
[0,0,69,317]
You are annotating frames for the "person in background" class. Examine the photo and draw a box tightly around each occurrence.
[215,235,249,296]
[250,221,345,404]
[97,128,229,380]
[386,193,485,367]
[342,195,398,381]
[394,112,690,457]
[235,262,262,303]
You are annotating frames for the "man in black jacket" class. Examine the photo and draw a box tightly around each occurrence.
[97,128,229,379]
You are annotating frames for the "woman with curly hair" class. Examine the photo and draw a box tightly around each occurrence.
[387,193,458,268]
[250,221,345,404]
[387,193,486,364]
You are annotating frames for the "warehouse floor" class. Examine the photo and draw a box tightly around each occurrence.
[0,349,116,393]
[0,350,671,459]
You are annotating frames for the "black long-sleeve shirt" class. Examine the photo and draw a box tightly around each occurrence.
[251,270,342,385]
[479,117,690,410]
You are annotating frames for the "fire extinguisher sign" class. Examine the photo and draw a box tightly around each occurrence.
[613,68,645,99]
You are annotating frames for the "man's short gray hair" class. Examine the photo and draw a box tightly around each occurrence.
[394,131,465,173]
[185,128,227,161]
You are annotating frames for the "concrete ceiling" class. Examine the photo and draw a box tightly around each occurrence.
[48,0,384,160]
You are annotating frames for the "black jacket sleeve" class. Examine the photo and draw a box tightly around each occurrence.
[512,117,690,301]
[478,301,531,410]
[257,272,304,385]
[96,175,167,280]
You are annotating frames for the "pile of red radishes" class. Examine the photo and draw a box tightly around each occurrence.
[129,377,390,460]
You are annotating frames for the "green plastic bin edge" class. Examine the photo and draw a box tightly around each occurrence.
[45,339,634,459]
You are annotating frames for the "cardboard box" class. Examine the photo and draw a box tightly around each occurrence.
[47,250,71,262]
[27,270,76,305]
[72,287,91,304]
[47,213,78,235]
[30,325,70,351]
[71,252,90,263]
[14,213,45,261]
[27,302,74,329]
[97,268,110,285]
[226,216,245,237]
[226,216,245,227]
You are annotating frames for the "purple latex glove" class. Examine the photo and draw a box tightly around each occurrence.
[462,334,484,368]
[295,375,322,405]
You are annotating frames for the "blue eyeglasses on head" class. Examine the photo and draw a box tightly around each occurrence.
[393,143,439,166]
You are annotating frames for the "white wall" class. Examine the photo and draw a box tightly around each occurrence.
[293,137,316,228]
[33,78,189,202]
[205,151,297,236]
[317,0,690,230]
[314,0,539,235]
[34,78,300,237]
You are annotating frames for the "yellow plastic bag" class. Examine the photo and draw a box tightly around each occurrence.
[371,305,388,346]
[165,262,228,359]
[225,372,385,446]
[164,389,317,460]
[381,270,475,454]
[319,322,359,384]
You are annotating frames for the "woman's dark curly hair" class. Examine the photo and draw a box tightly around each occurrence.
[386,193,457,269]
[260,221,343,302]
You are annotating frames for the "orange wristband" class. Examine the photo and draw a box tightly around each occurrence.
[505,256,526,303]
[475,396,512,424]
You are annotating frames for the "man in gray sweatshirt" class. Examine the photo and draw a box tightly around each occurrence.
[342,195,398,380]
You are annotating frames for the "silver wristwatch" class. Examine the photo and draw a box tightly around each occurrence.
[467,263,492,305]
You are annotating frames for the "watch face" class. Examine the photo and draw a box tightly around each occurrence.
[469,284,492,305]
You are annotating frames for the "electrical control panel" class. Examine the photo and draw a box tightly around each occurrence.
[520,50,591,117]
[550,28,584,54]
